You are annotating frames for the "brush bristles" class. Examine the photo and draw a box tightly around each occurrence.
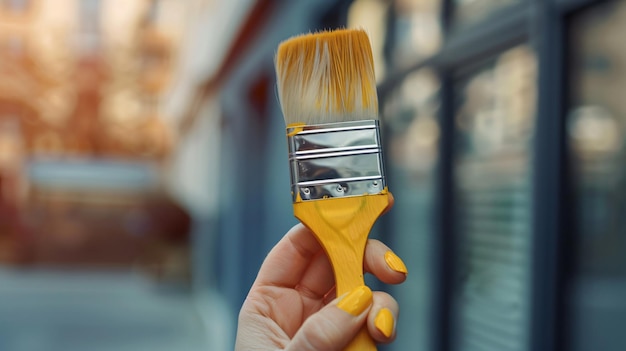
[275,29,378,126]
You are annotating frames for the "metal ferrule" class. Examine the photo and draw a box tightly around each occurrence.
[287,120,386,202]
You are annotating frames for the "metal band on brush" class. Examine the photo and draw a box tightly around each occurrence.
[287,120,386,201]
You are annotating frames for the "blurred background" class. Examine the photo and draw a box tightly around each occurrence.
[0,0,624,350]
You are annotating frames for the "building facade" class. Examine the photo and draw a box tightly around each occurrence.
[180,0,626,350]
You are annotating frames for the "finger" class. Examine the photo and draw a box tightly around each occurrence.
[364,239,408,284]
[367,291,399,343]
[295,250,335,301]
[286,286,373,351]
[255,223,323,288]
[322,285,337,305]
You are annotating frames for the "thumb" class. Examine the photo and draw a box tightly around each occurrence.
[286,286,373,351]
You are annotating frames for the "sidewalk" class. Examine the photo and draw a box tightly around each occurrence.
[0,268,232,351]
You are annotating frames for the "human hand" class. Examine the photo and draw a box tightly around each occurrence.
[235,197,407,350]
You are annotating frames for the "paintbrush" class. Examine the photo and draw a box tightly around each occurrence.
[276,28,389,351]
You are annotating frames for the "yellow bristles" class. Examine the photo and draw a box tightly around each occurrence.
[275,29,379,125]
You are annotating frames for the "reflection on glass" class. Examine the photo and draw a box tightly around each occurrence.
[387,69,440,176]
[453,0,518,27]
[391,0,442,69]
[568,2,626,350]
[383,68,440,351]
[348,0,390,82]
[453,45,536,351]
[569,1,626,275]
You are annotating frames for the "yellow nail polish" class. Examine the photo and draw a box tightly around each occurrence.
[375,308,395,338]
[384,251,408,274]
[337,286,372,316]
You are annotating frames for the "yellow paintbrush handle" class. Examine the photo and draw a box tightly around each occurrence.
[294,192,389,351]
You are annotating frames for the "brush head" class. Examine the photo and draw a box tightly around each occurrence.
[275,29,378,126]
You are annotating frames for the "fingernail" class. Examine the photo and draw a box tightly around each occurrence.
[385,251,408,274]
[375,308,395,338]
[337,286,372,316]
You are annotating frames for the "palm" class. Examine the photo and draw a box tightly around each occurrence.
[250,286,327,342]
[241,244,335,349]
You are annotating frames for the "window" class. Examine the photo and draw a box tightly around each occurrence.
[451,45,536,351]
[391,0,442,70]
[383,68,440,351]
[567,1,626,350]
